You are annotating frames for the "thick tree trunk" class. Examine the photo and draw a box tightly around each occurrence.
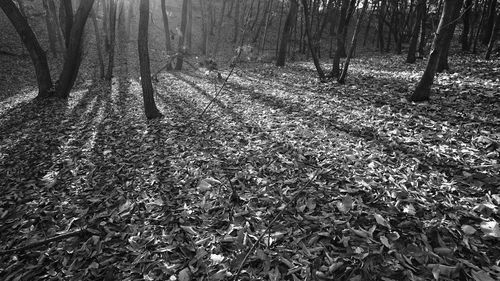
[461,0,473,51]
[175,0,189,70]
[338,0,369,84]
[106,0,117,81]
[300,0,325,79]
[276,0,298,66]
[138,0,162,119]
[437,0,464,72]
[410,0,462,102]
[407,0,426,63]
[56,0,95,99]
[0,0,53,98]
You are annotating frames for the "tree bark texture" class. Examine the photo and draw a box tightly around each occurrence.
[138,0,162,119]
[0,0,53,98]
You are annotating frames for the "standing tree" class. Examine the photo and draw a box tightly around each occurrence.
[175,0,189,70]
[0,0,53,98]
[461,0,473,51]
[55,0,96,98]
[276,0,298,67]
[106,0,117,81]
[485,7,500,60]
[138,0,163,119]
[338,0,369,84]
[410,0,464,102]
[407,0,427,63]
[300,0,325,79]
[436,0,464,72]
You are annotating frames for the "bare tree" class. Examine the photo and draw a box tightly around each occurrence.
[0,0,53,98]
[138,0,163,119]
[410,0,464,102]
[276,0,298,66]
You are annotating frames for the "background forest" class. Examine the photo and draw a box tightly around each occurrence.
[0,0,499,280]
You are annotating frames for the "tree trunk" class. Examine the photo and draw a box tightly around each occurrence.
[138,0,162,120]
[91,8,105,79]
[485,8,500,60]
[260,0,274,54]
[56,0,95,99]
[407,0,426,63]
[199,0,208,55]
[300,0,325,79]
[276,0,298,66]
[338,0,369,84]
[106,0,117,81]
[482,0,497,44]
[47,0,65,55]
[461,0,472,51]
[186,0,193,50]
[472,0,488,53]
[331,0,349,78]
[437,0,464,72]
[60,0,73,49]
[175,0,189,70]
[42,0,58,56]
[378,0,386,53]
[233,0,241,43]
[410,0,462,102]
[213,0,227,56]
[0,0,53,98]
[161,0,173,70]
[417,1,428,56]
[362,3,376,47]
[161,0,172,52]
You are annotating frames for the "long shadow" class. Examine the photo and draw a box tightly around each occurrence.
[210,74,495,195]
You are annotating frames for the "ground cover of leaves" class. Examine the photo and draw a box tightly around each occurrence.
[0,52,499,281]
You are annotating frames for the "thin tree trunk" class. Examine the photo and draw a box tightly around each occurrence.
[199,0,208,55]
[418,1,428,56]
[482,0,497,44]
[91,8,105,79]
[461,0,473,51]
[331,0,349,78]
[106,0,117,80]
[338,0,369,84]
[473,0,488,53]
[175,0,189,70]
[0,0,53,98]
[410,0,462,102]
[260,0,274,54]
[56,0,95,98]
[42,0,58,56]
[378,0,386,53]
[186,0,193,50]
[60,0,73,49]
[300,0,325,79]
[485,9,500,59]
[138,0,162,119]
[407,0,426,63]
[161,0,172,52]
[233,0,240,43]
[213,0,227,56]
[276,0,298,66]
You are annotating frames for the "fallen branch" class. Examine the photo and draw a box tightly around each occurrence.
[0,229,90,255]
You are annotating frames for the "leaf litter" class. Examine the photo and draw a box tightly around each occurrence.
[0,53,499,280]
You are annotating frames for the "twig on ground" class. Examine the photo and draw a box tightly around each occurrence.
[0,229,90,255]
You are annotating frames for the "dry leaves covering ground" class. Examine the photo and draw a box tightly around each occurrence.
[0,51,499,281]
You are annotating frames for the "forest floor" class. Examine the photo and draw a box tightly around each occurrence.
[0,48,500,281]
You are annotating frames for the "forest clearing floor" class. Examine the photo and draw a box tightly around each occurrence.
[0,52,500,281]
